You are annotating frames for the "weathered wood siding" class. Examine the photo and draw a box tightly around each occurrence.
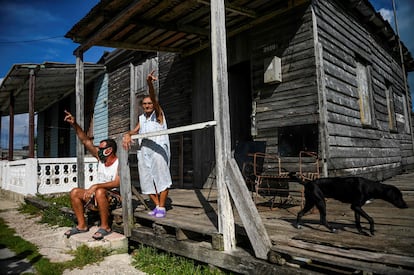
[192,50,215,187]
[101,0,414,187]
[192,34,253,187]
[314,0,414,179]
[93,74,108,145]
[251,6,318,155]
[158,52,194,187]
[108,65,131,138]
[105,51,194,187]
[190,6,318,186]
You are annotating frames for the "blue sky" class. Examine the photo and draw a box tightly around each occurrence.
[0,0,110,149]
[0,0,413,149]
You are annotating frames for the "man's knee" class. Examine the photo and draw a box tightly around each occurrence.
[95,188,107,199]
[70,188,82,198]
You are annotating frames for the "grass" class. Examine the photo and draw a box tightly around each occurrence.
[0,217,109,275]
[19,194,73,227]
[131,244,230,275]
[11,194,232,275]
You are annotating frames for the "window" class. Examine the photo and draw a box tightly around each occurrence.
[278,124,318,157]
[394,94,410,134]
[356,60,375,126]
[385,84,397,132]
[401,95,410,133]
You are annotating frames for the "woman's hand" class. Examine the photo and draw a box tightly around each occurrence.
[147,70,157,83]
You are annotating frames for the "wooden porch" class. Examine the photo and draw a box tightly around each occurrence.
[113,172,414,274]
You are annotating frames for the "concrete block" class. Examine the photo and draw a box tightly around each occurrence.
[64,226,128,254]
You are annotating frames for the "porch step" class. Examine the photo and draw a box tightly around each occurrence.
[113,205,225,250]
[64,226,128,254]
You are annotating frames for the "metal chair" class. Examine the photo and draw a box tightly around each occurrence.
[299,151,320,181]
[251,152,290,209]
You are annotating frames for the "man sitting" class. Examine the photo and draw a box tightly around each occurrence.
[63,110,120,240]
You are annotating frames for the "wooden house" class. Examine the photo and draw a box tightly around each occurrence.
[3,0,412,273]
[1,0,412,272]
[64,1,414,267]
[66,0,414,188]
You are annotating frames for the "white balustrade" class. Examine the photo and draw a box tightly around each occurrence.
[0,157,98,195]
[0,160,7,190]
[2,159,37,195]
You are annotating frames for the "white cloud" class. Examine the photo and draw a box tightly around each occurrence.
[2,3,59,24]
[0,78,3,85]
[378,8,394,23]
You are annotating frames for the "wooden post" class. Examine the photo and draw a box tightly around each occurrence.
[226,159,271,259]
[210,0,272,260]
[75,51,85,188]
[28,69,36,158]
[210,0,236,251]
[118,135,133,237]
[8,92,14,161]
[312,6,329,177]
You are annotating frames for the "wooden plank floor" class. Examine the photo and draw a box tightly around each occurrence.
[113,173,414,274]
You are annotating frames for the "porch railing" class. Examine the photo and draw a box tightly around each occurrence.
[1,157,98,195]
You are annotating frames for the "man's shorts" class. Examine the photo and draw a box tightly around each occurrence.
[85,190,122,212]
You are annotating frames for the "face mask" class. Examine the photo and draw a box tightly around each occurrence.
[98,147,111,163]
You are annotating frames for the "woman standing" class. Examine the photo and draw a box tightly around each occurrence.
[123,71,172,218]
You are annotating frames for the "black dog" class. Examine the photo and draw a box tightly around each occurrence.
[295,176,408,235]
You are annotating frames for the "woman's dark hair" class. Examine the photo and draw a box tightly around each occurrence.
[101,138,117,154]
[140,95,151,105]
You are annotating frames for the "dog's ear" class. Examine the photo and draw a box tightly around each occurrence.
[288,171,297,179]
[288,172,304,183]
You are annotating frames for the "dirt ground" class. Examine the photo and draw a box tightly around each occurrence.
[0,195,146,275]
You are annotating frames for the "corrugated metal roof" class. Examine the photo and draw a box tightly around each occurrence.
[0,62,105,115]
